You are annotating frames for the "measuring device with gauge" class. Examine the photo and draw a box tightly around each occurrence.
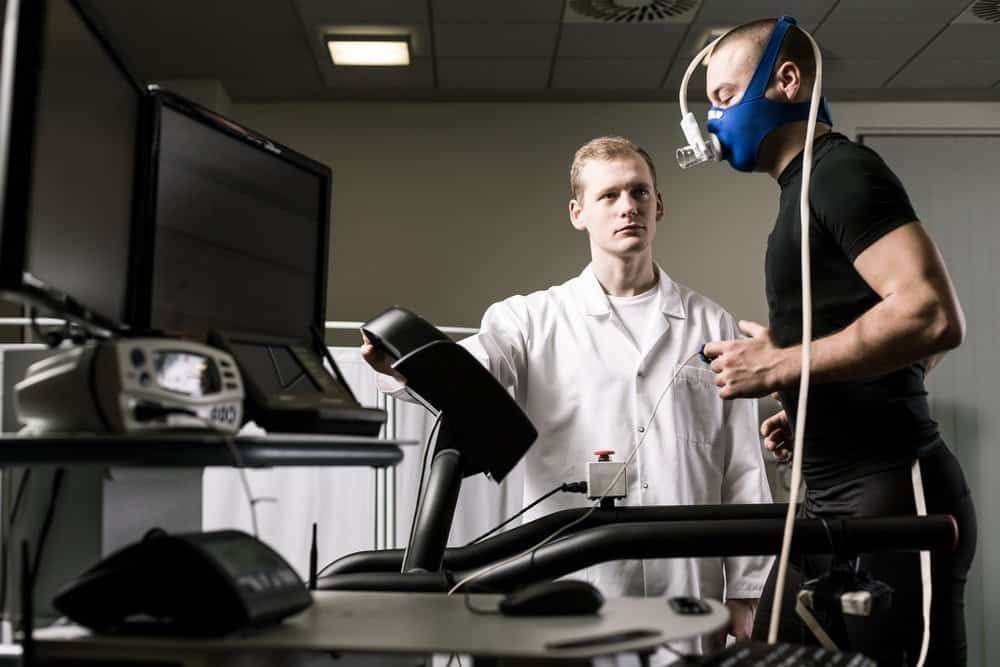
[15,338,244,434]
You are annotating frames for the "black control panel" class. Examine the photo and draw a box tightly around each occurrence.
[54,530,313,636]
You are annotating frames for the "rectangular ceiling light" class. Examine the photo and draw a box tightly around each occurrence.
[326,35,410,66]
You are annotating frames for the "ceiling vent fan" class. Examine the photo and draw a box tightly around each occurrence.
[953,0,1000,24]
[564,0,700,24]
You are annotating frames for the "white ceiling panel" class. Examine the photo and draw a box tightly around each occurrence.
[552,58,669,89]
[293,0,429,25]
[432,0,564,23]
[824,0,971,24]
[557,23,687,59]
[435,23,559,58]
[820,58,905,89]
[696,0,836,25]
[438,59,550,89]
[915,24,1000,59]
[889,57,1000,88]
[814,23,942,59]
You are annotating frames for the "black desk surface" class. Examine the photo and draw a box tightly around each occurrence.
[0,432,409,467]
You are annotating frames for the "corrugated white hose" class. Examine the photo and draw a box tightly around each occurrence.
[446,351,702,596]
[766,27,822,645]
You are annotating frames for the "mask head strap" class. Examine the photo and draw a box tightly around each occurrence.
[743,16,798,102]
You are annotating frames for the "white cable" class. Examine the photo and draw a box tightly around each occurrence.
[446,350,703,596]
[679,39,720,117]
[766,27,823,644]
[911,460,931,667]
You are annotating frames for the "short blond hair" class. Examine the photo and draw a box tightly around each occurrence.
[570,136,657,200]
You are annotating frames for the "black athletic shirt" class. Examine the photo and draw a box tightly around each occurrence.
[766,132,941,488]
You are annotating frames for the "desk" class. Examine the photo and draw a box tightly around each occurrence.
[34,590,728,666]
[1,434,411,622]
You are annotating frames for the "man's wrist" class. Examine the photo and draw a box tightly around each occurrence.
[775,345,800,390]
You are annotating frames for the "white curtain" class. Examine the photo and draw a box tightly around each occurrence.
[203,346,524,578]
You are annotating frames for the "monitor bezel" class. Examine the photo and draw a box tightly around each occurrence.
[131,89,333,345]
[0,0,151,334]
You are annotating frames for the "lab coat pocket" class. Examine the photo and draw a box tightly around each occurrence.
[671,366,724,446]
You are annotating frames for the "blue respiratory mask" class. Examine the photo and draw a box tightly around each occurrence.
[706,16,832,172]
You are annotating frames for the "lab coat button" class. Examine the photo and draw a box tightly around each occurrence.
[637,426,645,433]
[642,482,649,489]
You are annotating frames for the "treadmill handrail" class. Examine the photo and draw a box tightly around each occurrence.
[318,514,957,593]
[324,503,792,576]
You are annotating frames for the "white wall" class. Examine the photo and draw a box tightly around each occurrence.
[222,99,1000,333]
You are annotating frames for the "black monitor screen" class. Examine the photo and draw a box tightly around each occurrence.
[20,0,141,326]
[148,102,326,340]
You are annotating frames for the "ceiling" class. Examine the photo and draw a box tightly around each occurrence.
[81,0,1000,103]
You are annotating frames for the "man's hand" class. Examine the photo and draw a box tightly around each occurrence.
[726,598,757,642]
[360,334,406,383]
[703,321,797,399]
[704,598,758,653]
[761,408,792,462]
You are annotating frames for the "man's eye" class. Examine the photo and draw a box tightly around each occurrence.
[634,189,649,197]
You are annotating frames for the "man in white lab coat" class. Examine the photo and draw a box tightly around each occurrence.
[363,136,772,651]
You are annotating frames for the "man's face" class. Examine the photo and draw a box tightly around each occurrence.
[569,155,664,259]
[705,38,758,109]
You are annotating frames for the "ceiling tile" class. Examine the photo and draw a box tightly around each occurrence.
[814,23,942,59]
[293,0,429,25]
[820,58,905,88]
[435,23,559,58]
[552,58,668,90]
[557,23,687,58]
[889,57,1000,88]
[823,0,971,23]
[696,0,836,25]
[84,0,319,86]
[432,0,564,23]
[438,58,550,88]
[916,24,1000,59]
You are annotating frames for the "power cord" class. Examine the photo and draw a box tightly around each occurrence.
[465,481,588,546]
[31,469,65,583]
[131,404,268,537]
[1,469,32,622]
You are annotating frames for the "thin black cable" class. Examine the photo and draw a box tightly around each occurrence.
[31,468,65,583]
[465,482,585,547]
[20,541,33,667]
[1,470,31,625]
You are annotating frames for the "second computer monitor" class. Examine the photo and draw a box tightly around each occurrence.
[135,91,331,342]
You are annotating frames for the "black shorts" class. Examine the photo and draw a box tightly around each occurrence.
[752,442,977,666]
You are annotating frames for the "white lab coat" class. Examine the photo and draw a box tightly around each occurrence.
[386,265,772,605]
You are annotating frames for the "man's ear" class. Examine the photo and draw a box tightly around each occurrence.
[655,192,664,222]
[569,199,587,231]
[773,61,802,102]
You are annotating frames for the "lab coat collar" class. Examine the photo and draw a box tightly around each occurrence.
[578,264,687,320]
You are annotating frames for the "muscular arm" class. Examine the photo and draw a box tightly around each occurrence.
[705,222,965,398]
[788,221,964,384]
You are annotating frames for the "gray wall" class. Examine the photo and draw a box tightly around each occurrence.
[219,99,1000,335]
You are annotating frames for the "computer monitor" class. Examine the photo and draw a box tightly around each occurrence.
[0,0,148,331]
[132,90,331,343]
